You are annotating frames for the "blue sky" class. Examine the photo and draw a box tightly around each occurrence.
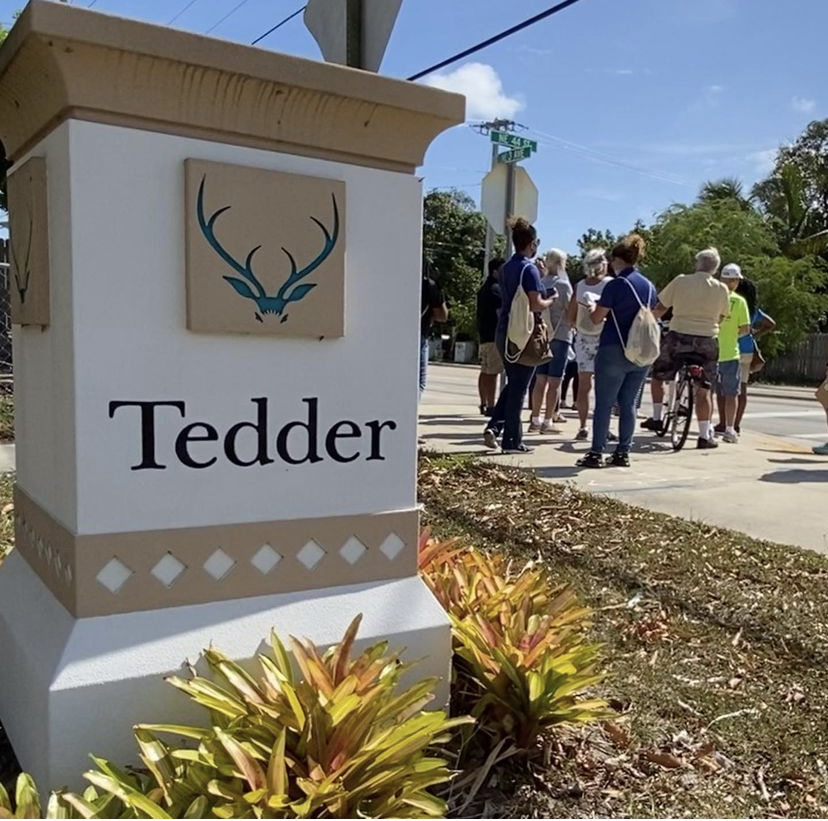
[1,0,825,252]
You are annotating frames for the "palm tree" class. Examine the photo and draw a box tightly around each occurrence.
[698,177,749,208]
[753,162,828,258]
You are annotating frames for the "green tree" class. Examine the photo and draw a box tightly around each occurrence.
[752,161,828,258]
[643,198,828,353]
[698,176,750,209]
[642,199,779,287]
[422,189,501,340]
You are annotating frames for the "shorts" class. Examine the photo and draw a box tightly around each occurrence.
[718,359,741,397]
[536,338,570,378]
[652,331,718,389]
[574,333,601,373]
[479,342,504,376]
[739,352,753,384]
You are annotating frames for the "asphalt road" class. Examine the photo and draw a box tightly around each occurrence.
[423,364,827,451]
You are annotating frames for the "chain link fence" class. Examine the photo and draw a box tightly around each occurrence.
[0,238,12,395]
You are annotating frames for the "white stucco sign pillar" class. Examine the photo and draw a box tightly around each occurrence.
[0,1,464,790]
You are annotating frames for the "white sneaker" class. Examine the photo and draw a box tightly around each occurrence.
[722,430,739,444]
[540,420,561,434]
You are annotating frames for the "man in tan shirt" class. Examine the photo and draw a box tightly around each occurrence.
[651,248,730,449]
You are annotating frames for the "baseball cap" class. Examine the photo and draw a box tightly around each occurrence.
[721,263,743,280]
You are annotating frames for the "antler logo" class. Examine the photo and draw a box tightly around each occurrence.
[196,175,339,325]
[10,213,33,306]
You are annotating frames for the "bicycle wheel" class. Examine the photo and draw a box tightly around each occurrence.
[670,370,694,451]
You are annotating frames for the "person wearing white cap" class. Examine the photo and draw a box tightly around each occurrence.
[715,263,751,442]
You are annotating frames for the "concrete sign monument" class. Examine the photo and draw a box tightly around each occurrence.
[0,1,464,789]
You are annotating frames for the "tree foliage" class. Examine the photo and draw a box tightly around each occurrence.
[642,199,779,288]
[422,189,502,340]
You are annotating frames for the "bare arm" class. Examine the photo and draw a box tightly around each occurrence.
[528,291,553,313]
[754,314,776,338]
[652,301,669,320]
[738,323,750,337]
[566,294,579,326]
[590,305,610,325]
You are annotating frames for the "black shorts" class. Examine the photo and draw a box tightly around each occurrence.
[652,331,719,388]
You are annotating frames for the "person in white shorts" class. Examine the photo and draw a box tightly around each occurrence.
[567,248,610,440]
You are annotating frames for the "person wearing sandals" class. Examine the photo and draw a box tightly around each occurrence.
[483,218,553,454]
[567,248,610,441]
[576,234,656,469]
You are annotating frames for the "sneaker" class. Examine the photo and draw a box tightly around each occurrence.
[553,413,567,423]
[697,437,719,450]
[606,451,630,468]
[575,427,589,441]
[722,430,739,444]
[503,443,533,454]
[527,422,541,433]
[714,423,726,435]
[540,420,561,434]
[607,431,618,442]
[641,417,663,432]
[812,442,828,455]
[576,451,604,469]
[483,429,499,449]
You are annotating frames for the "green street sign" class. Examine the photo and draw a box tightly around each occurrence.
[490,131,538,152]
[497,146,533,164]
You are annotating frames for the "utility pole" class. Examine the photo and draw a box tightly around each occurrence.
[345,0,363,68]
[472,119,516,277]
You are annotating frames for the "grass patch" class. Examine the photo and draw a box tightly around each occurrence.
[420,453,828,818]
[0,396,12,443]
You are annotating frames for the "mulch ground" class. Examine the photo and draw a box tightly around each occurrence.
[420,453,828,819]
[1,462,827,817]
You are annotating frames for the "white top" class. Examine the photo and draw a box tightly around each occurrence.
[575,277,610,335]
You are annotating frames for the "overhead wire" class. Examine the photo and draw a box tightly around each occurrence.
[252,5,307,46]
[167,0,200,25]
[205,0,253,35]
[526,128,690,187]
[407,0,587,81]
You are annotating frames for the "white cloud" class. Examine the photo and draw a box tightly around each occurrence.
[708,84,724,94]
[423,62,523,121]
[614,68,635,76]
[792,95,816,113]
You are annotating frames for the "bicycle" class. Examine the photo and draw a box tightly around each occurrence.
[656,357,706,451]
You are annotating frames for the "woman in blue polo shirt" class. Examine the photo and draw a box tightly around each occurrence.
[576,234,656,469]
[483,218,553,453]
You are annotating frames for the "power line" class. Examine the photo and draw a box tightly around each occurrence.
[205,0,253,35]
[87,0,98,6]
[252,5,306,46]
[167,0,200,26]
[527,127,690,187]
[407,0,587,81]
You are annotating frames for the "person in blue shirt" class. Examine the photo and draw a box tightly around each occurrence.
[483,217,554,453]
[725,277,776,434]
[576,234,657,469]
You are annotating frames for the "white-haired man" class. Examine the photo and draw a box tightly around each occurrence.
[651,248,730,449]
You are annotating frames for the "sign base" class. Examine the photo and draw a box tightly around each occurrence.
[0,550,451,792]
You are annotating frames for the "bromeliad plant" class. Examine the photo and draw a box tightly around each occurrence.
[419,532,607,749]
[3,616,467,819]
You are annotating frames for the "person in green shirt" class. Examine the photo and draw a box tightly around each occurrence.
[715,264,751,443]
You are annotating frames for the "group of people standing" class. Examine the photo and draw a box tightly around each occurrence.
[474,216,790,467]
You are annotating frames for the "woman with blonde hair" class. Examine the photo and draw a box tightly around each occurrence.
[567,248,610,440]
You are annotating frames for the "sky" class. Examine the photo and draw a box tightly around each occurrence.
[1,0,826,252]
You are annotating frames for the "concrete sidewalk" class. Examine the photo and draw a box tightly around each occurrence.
[421,366,828,556]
